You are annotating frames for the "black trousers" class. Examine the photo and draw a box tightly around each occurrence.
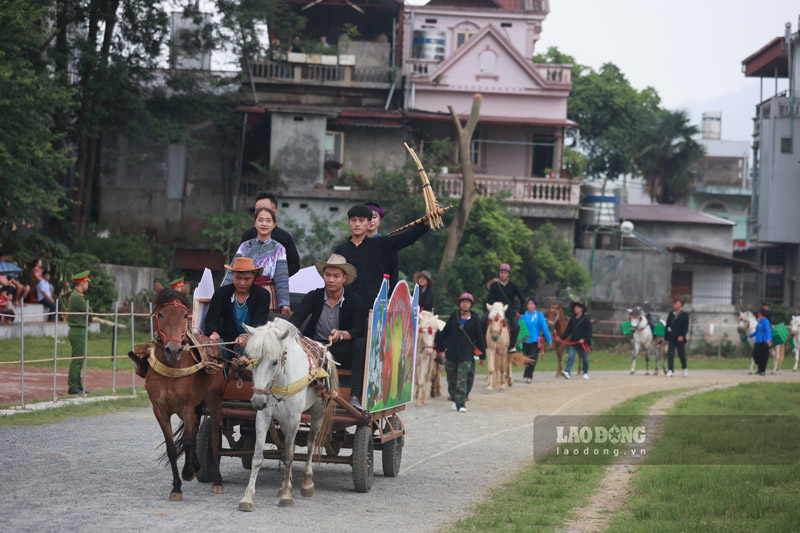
[667,340,687,371]
[39,298,57,320]
[328,337,366,397]
[509,318,520,351]
[753,342,769,374]
[522,342,540,379]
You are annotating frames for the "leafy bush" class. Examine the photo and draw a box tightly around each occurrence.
[199,210,251,264]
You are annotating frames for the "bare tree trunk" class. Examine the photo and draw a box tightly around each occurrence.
[437,94,482,279]
[74,0,119,235]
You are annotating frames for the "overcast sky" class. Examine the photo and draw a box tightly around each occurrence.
[534,0,797,141]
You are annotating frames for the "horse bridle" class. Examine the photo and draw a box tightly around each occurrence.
[547,307,562,328]
[418,325,436,350]
[153,300,189,346]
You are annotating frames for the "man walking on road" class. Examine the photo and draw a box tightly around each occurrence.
[665,298,689,377]
[67,270,91,394]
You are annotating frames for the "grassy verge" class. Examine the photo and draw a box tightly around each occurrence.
[606,382,800,532]
[444,388,690,532]
[460,349,769,377]
[0,325,152,370]
[0,387,151,426]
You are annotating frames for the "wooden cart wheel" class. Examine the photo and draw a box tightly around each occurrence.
[381,416,403,477]
[352,425,374,493]
[240,425,256,470]
[196,417,219,483]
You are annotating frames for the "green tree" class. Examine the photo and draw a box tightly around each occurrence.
[535,47,661,181]
[0,0,74,232]
[199,211,252,264]
[633,109,705,204]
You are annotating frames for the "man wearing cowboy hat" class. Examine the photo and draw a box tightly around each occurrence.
[559,301,592,380]
[290,254,368,409]
[414,270,434,312]
[205,258,271,360]
[67,270,92,394]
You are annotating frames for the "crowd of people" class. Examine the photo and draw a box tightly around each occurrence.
[197,191,599,414]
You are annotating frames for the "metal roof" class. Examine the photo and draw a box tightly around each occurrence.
[742,36,789,78]
[620,204,735,226]
[668,245,760,272]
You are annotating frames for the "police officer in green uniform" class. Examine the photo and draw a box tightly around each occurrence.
[67,270,91,394]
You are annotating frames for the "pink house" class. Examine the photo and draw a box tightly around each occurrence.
[401,0,579,235]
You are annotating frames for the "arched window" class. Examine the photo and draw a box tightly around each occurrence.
[702,201,727,213]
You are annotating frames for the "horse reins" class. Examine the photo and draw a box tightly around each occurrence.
[153,300,189,346]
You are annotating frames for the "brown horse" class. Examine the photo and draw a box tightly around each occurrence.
[546,303,572,377]
[128,283,226,501]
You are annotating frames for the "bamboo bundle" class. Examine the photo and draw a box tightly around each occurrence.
[387,143,450,236]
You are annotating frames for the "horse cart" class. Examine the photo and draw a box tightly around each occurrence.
[195,364,405,493]
[193,276,417,495]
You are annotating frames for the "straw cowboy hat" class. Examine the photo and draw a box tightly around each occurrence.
[224,257,264,278]
[314,254,357,285]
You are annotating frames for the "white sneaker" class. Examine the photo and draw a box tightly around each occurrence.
[583,374,589,380]
[667,370,674,377]
[458,406,467,413]
[563,371,570,380]
[450,402,457,411]
[683,368,688,377]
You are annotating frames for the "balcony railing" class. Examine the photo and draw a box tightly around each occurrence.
[438,174,580,205]
[250,57,391,88]
[408,58,571,85]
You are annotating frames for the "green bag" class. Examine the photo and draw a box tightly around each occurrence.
[620,321,632,336]
[772,323,789,345]
[653,323,665,337]
[518,319,530,343]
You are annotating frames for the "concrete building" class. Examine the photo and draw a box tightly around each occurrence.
[687,137,751,249]
[742,19,800,306]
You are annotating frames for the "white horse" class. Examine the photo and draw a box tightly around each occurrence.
[485,302,511,391]
[628,306,657,375]
[790,315,800,372]
[237,319,338,511]
[414,311,445,408]
[738,311,785,374]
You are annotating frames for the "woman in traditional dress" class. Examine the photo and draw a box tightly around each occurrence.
[222,207,291,314]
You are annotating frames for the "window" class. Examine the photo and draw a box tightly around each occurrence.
[470,137,481,167]
[671,270,693,302]
[325,131,344,162]
[454,30,475,50]
[780,137,793,154]
[702,201,727,213]
[531,136,555,177]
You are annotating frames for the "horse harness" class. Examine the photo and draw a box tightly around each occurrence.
[251,334,331,402]
[137,300,225,378]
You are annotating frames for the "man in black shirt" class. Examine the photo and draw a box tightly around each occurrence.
[240,191,301,276]
[364,202,400,293]
[290,254,367,408]
[486,263,525,353]
[334,204,428,306]
[559,301,592,380]
[665,298,689,377]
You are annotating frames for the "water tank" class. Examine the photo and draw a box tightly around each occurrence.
[413,29,446,62]
[702,112,721,140]
[579,180,620,227]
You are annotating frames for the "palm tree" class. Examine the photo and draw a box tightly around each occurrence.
[634,110,705,204]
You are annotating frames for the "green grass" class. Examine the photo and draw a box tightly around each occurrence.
[0,325,152,370]
[607,382,800,533]
[463,347,767,376]
[445,388,688,532]
[0,387,151,426]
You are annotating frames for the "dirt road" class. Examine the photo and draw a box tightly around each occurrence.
[2,369,798,532]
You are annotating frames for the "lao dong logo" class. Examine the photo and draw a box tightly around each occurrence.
[556,425,646,445]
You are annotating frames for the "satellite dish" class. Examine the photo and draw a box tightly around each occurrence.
[620,220,634,236]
